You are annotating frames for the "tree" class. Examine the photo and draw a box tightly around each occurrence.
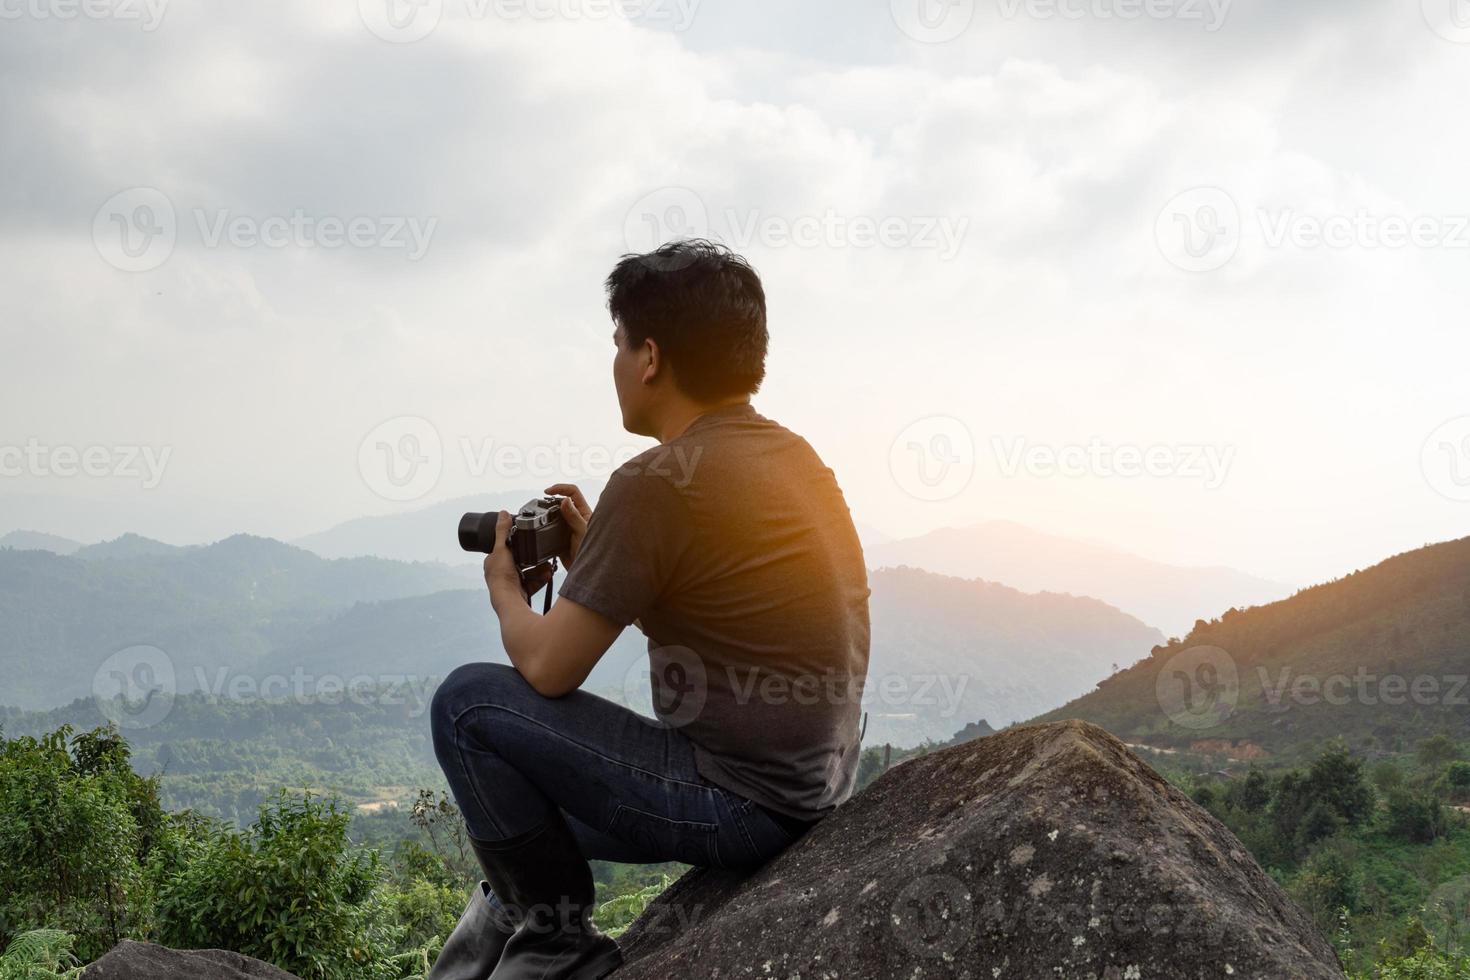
[1436,761,1470,803]
[1417,735,1461,771]
[1384,789,1447,845]
[0,726,161,962]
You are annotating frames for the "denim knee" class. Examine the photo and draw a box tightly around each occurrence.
[431,662,521,751]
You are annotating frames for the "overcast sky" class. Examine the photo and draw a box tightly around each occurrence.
[1,0,1468,584]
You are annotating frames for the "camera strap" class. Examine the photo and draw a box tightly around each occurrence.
[525,559,558,615]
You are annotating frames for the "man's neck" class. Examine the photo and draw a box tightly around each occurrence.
[653,396,750,444]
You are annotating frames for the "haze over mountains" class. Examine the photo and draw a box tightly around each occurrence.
[0,530,1161,744]
[867,520,1294,637]
[288,503,1286,635]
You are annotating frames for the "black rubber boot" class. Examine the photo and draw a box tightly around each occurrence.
[427,880,514,980]
[473,817,623,980]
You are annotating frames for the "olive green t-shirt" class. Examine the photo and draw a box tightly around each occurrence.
[558,403,871,820]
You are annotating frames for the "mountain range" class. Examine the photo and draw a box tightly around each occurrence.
[0,533,1161,744]
[866,520,1293,637]
[1033,535,1470,759]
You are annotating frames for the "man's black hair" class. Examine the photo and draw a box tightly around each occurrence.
[605,239,768,402]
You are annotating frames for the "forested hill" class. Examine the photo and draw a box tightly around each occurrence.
[1034,535,1470,759]
[0,535,474,709]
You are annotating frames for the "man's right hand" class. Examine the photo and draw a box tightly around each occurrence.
[546,483,592,567]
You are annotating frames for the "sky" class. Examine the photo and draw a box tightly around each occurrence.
[1,0,1468,586]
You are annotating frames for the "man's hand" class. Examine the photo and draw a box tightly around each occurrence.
[546,483,592,567]
[482,511,554,608]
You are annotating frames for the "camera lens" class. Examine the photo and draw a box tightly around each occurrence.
[458,512,497,554]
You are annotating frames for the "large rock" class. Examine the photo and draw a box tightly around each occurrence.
[84,940,303,980]
[614,720,1343,979]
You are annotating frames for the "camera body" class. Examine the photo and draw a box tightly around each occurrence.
[458,497,570,569]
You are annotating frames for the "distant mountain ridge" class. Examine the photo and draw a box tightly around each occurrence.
[1034,535,1470,758]
[0,536,476,711]
[0,535,1161,744]
[867,520,1293,636]
[0,529,84,554]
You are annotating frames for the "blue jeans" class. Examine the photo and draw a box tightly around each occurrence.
[431,662,803,869]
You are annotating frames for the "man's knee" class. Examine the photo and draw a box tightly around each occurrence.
[431,662,523,744]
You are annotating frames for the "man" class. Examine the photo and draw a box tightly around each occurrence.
[428,240,871,980]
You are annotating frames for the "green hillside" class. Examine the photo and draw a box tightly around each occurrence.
[1036,535,1470,761]
[0,537,475,710]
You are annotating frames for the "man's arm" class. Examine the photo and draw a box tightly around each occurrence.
[483,510,623,697]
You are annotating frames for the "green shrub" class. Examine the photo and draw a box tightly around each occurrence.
[1384,790,1448,845]
[155,791,393,980]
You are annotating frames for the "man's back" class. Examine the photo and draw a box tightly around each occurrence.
[560,403,871,819]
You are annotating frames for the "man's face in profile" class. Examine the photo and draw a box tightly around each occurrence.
[611,323,648,437]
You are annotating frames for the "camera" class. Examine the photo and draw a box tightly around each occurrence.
[458,497,570,569]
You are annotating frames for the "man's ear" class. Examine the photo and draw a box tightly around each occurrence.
[640,337,662,386]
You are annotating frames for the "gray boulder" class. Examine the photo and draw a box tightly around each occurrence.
[83,940,303,980]
[614,720,1344,979]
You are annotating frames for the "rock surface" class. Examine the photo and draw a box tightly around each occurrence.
[614,720,1344,979]
[83,940,302,980]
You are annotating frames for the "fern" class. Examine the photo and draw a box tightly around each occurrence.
[0,930,84,980]
[596,875,672,939]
